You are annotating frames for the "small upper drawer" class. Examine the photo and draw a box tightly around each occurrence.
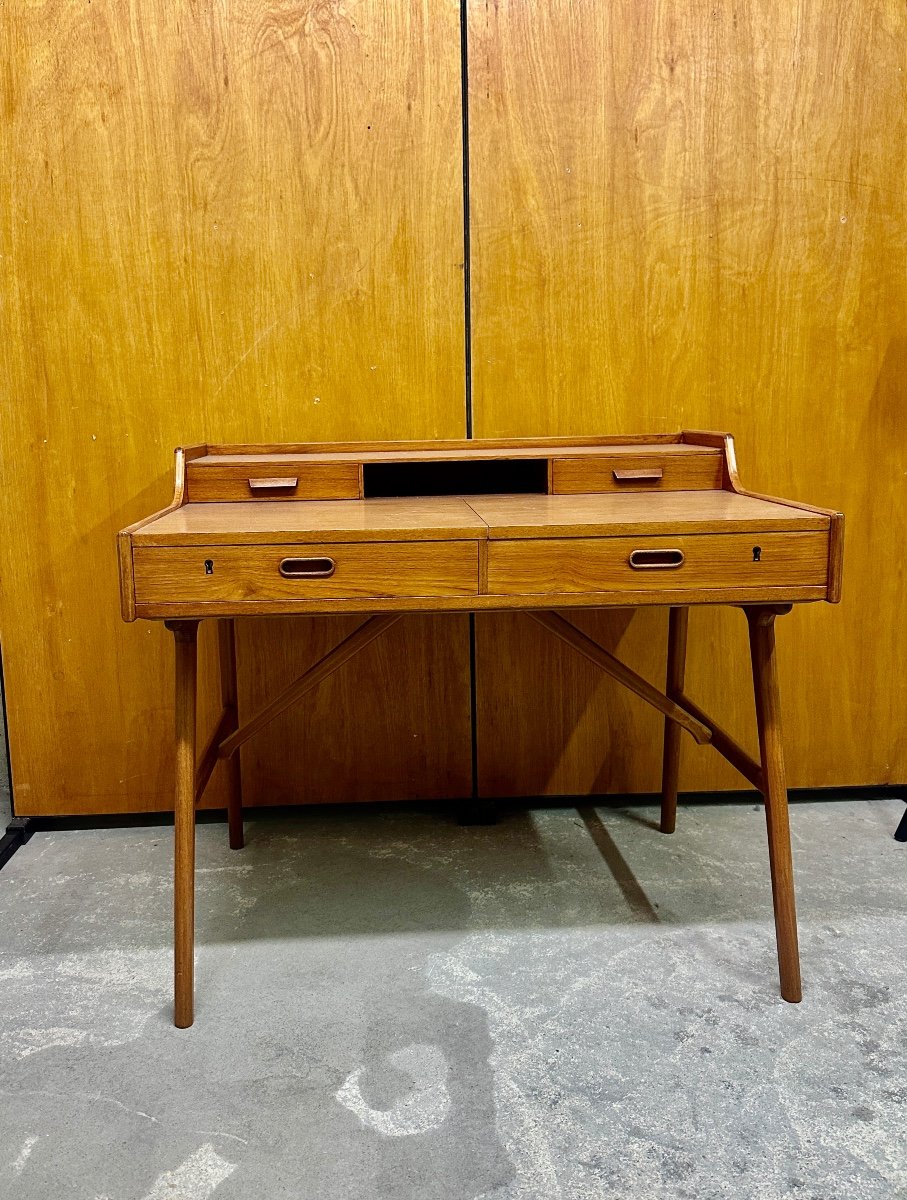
[487,531,829,596]
[186,461,360,502]
[552,451,723,494]
[134,540,479,605]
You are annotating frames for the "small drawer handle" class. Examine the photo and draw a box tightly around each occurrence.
[279,556,336,579]
[629,548,684,570]
[249,477,299,492]
[613,468,664,482]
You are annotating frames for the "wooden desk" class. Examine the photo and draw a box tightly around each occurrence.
[118,432,843,1027]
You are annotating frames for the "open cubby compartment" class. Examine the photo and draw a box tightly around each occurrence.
[362,457,550,497]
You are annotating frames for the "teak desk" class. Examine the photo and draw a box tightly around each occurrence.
[118,433,843,1028]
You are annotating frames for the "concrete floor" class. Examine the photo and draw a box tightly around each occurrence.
[0,797,904,1200]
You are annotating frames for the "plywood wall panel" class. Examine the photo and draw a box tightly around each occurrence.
[237,615,471,807]
[469,1,907,793]
[0,1,469,815]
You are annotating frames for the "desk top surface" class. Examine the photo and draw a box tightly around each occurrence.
[135,491,828,546]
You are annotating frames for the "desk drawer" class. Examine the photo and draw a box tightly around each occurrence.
[487,532,829,595]
[552,452,723,493]
[186,461,360,501]
[134,541,479,603]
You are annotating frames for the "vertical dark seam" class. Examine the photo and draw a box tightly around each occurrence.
[461,2,480,802]
[460,0,473,439]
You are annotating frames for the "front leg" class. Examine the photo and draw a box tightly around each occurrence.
[746,606,802,1003]
[165,619,200,1028]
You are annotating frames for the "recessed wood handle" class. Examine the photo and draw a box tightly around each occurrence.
[249,477,299,492]
[628,548,684,570]
[613,468,664,482]
[279,557,336,579]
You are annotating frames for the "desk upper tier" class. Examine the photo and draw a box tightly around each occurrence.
[118,433,843,620]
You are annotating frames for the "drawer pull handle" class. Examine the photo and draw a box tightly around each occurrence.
[249,477,299,492]
[279,556,336,579]
[629,548,684,570]
[613,468,664,482]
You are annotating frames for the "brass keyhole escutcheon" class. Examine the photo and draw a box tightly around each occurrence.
[753,546,762,562]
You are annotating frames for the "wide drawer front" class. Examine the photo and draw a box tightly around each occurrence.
[134,541,479,603]
[487,532,829,594]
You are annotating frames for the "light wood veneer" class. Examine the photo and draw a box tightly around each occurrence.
[135,542,480,604]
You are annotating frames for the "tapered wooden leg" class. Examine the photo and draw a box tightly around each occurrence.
[660,606,689,834]
[217,619,244,850]
[166,619,199,1029]
[746,606,802,1003]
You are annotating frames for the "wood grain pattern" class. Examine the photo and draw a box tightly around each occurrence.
[0,0,467,815]
[134,542,480,604]
[131,488,827,546]
[486,532,829,596]
[466,491,829,538]
[235,614,473,807]
[186,461,361,502]
[469,0,906,793]
[220,614,403,759]
[552,452,723,494]
[135,497,488,544]
[529,611,711,745]
[673,689,764,793]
